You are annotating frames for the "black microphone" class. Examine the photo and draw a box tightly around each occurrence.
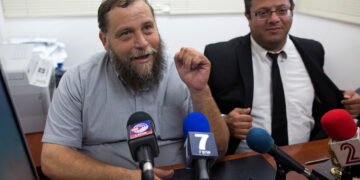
[246,128,317,180]
[127,112,159,180]
[183,112,218,180]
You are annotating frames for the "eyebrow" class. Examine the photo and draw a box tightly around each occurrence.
[142,20,155,26]
[113,19,156,36]
[114,27,133,37]
[255,4,290,11]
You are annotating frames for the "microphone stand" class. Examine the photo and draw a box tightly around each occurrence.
[341,164,360,180]
[195,159,210,180]
[274,159,289,180]
[273,158,317,180]
[137,146,154,180]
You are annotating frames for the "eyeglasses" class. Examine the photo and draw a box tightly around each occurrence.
[251,8,292,20]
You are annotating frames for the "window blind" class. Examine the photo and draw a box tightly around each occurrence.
[2,0,102,18]
[295,0,360,25]
[2,0,244,18]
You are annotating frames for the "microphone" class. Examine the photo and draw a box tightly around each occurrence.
[321,109,357,141]
[321,109,360,179]
[246,128,317,180]
[183,112,218,180]
[127,111,159,180]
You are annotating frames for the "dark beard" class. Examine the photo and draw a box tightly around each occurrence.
[109,40,165,92]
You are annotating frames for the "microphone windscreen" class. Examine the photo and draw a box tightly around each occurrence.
[127,111,153,126]
[320,109,357,141]
[183,112,210,138]
[246,128,274,154]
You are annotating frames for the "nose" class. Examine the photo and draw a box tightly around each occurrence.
[134,32,149,49]
[268,11,280,23]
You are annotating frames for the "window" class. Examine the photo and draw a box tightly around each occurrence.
[2,0,244,18]
[295,0,360,25]
[151,0,244,15]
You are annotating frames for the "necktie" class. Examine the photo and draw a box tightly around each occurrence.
[268,52,288,146]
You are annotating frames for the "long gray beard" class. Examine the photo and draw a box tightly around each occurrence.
[109,41,166,92]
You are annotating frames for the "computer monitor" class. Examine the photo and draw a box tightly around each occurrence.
[0,62,39,179]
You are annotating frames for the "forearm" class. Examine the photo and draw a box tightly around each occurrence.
[190,85,229,157]
[41,143,139,180]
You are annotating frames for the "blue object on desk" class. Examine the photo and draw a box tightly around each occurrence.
[55,62,65,87]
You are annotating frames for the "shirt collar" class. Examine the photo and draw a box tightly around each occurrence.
[250,35,292,61]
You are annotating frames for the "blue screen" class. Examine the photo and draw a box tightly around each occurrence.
[0,67,38,179]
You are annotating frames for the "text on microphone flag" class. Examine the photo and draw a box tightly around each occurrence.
[129,120,153,139]
[330,129,360,167]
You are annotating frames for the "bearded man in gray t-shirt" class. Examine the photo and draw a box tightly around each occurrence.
[40,0,229,179]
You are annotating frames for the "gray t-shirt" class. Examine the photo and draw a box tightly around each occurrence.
[42,52,193,169]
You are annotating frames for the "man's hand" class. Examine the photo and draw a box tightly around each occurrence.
[224,108,252,140]
[175,47,229,157]
[154,168,174,180]
[341,90,360,118]
[174,47,210,91]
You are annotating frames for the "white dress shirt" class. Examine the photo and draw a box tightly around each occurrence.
[236,35,315,153]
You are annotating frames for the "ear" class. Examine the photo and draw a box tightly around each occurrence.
[245,12,251,21]
[290,5,295,16]
[245,13,251,26]
[99,31,109,51]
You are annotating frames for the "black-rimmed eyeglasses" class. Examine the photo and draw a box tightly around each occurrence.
[251,8,292,20]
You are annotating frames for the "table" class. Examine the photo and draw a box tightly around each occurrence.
[26,132,330,179]
[159,138,330,179]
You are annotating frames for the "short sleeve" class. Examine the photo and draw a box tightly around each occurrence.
[42,68,83,149]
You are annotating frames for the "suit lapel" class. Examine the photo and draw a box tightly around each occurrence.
[236,34,254,108]
[290,36,342,107]
[227,34,254,155]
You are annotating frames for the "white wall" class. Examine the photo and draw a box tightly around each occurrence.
[0,1,4,42]
[291,14,360,91]
[0,1,359,90]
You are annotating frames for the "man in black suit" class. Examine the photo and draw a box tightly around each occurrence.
[205,0,360,154]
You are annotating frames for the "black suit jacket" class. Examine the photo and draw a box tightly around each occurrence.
[205,34,344,154]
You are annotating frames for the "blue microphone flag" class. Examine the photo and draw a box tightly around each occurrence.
[185,132,218,168]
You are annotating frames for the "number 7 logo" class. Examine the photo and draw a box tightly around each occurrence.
[195,133,209,150]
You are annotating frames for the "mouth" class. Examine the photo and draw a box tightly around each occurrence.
[266,26,281,33]
[131,54,152,63]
